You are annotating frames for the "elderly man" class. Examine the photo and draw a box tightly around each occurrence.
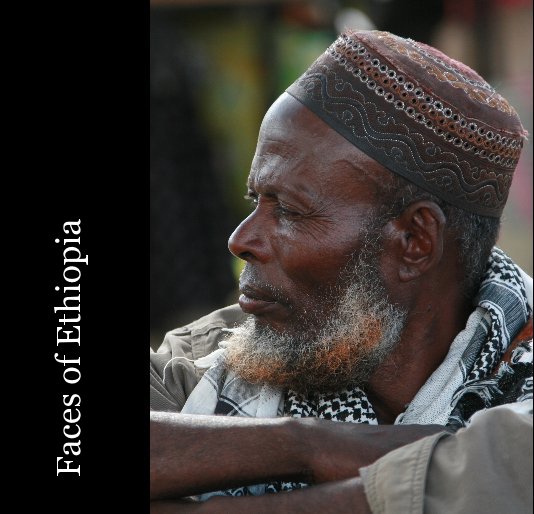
[150,30,533,512]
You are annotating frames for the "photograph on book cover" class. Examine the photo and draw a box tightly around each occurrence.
[150,0,533,510]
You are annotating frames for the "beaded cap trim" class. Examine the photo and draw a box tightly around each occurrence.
[286,31,527,217]
[377,32,516,116]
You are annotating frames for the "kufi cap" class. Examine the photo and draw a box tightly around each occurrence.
[287,30,527,218]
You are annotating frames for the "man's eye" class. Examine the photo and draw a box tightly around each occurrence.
[275,204,299,218]
[243,193,258,208]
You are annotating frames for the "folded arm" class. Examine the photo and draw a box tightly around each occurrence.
[151,477,370,514]
[150,410,446,500]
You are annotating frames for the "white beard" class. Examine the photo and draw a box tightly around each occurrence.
[223,250,407,394]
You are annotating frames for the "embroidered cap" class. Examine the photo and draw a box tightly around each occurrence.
[286,30,527,218]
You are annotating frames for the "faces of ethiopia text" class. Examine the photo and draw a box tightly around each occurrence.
[228,93,396,336]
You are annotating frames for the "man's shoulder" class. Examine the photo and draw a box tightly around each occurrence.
[165,304,248,340]
[154,304,247,361]
[150,305,248,411]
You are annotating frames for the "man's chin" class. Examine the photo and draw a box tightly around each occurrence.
[248,314,291,335]
[243,313,322,343]
[223,352,374,395]
[223,324,382,395]
[225,254,407,395]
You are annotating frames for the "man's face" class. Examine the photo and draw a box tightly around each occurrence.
[225,93,406,393]
[228,93,393,335]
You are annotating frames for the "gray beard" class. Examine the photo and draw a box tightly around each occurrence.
[223,247,407,395]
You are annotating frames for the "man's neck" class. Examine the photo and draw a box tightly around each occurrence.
[366,291,472,424]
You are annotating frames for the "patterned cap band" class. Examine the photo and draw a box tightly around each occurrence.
[286,30,527,218]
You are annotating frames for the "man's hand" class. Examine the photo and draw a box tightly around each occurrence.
[303,417,445,484]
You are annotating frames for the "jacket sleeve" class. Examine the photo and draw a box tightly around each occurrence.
[359,400,533,514]
[150,304,247,412]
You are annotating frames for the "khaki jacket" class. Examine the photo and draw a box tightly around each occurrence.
[150,304,246,412]
[360,400,533,514]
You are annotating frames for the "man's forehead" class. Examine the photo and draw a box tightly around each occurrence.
[250,94,394,191]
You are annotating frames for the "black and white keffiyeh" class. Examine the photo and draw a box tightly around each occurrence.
[181,247,533,498]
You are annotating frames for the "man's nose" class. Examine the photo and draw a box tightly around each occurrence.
[228,211,269,263]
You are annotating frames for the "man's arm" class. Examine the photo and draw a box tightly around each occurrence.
[150,410,446,499]
[150,411,310,499]
[151,477,371,514]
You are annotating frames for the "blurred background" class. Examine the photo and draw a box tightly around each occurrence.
[150,0,533,349]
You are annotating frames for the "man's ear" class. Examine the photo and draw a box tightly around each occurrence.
[386,200,446,282]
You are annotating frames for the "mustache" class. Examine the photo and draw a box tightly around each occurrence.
[239,265,291,306]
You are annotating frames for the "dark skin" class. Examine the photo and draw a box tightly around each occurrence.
[150,412,446,512]
[150,93,471,510]
[151,480,370,514]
